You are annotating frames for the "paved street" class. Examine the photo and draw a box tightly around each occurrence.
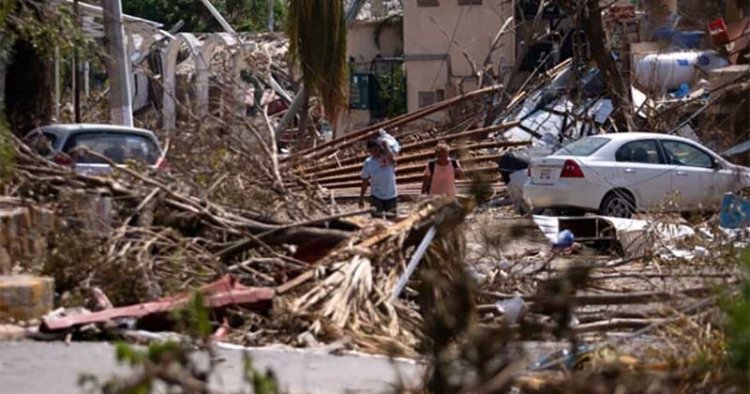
[0,341,425,393]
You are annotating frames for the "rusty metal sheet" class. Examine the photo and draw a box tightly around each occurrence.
[41,275,274,331]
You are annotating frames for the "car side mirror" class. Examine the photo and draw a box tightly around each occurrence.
[712,161,723,170]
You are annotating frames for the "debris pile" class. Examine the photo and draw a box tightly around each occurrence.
[3,130,475,357]
[286,85,529,199]
[1,1,749,389]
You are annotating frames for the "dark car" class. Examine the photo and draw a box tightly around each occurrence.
[23,123,167,175]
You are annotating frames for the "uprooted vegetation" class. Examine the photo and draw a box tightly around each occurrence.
[1,7,749,389]
[0,88,746,394]
[2,108,749,392]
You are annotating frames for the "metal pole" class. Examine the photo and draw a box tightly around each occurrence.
[391,225,438,301]
[102,0,134,126]
[71,54,77,118]
[268,0,274,32]
[73,0,81,123]
[198,0,238,35]
[84,61,90,97]
[54,46,60,120]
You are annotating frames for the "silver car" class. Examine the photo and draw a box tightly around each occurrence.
[23,123,167,175]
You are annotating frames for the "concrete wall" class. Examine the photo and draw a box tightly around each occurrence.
[348,20,403,64]
[341,20,404,133]
[403,0,515,113]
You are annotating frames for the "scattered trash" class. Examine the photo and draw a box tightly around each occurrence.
[532,344,591,371]
[719,193,750,229]
[635,50,729,93]
[495,295,526,325]
[533,215,696,257]
[552,229,575,249]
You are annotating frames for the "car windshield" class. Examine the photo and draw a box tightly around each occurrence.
[553,137,610,156]
[63,132,160,165]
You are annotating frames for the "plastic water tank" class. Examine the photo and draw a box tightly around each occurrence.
[635,50,729,93]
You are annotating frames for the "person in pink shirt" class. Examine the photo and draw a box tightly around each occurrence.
[421,142,463,197]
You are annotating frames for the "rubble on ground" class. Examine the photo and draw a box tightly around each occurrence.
[1,4,749,391]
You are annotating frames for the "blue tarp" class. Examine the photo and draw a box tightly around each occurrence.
[719,193,750,229]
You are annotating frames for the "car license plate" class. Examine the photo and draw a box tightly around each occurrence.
[540,168,551,180]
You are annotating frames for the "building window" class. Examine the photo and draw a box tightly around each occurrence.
[418,91,437,108]
[435,89,445,102]
[458,0,482,4]
[418,0,440,7]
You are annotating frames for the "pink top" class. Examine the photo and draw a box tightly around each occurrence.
[425,162,457,197]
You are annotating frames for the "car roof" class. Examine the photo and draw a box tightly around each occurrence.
[30,123,157,138]
[590,132,697,144]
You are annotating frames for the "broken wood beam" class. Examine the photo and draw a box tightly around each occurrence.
[478,284,728,309]
[284,85,506,165]
[321,181,506,198]
[293,122,524,175]
[303,140,530,179]
[311,154,506,185]
[317,166,501,189]
[572,318,665,334]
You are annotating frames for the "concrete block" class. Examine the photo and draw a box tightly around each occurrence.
[0,324,26,341]
[0,276,54,321]
[0,204,54,269]
[709,65,750,89]
[708,65,750,114]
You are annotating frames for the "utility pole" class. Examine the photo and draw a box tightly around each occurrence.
[73,0,81,122]
[54,45,60,120]
[102,0,133,126]
[268,0,274,32]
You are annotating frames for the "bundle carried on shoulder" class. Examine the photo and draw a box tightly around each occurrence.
[376,129,400,166]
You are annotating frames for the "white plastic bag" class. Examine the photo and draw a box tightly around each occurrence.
[377,129,401,157]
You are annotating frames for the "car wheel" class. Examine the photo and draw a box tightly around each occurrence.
[599,191,635,218]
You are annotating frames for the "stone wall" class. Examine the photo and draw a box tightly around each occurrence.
[0,201,55,275]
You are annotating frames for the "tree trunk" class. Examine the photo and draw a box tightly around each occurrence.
[579,0,634,130]
[297,88,310,140]
[5,40,53,135]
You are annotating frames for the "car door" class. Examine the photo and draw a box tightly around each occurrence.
[660,139,731,211]
[613,139,672,211]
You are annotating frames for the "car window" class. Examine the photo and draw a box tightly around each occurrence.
[63,132,160,165]
[661,140,713,168]
[554,137,610,157]
[615,140,661,164]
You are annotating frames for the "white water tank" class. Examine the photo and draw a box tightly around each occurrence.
[635,50,728,93]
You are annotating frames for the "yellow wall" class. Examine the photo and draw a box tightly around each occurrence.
[403,0,515,113]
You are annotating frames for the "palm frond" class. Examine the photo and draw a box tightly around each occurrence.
[287,0,348,121]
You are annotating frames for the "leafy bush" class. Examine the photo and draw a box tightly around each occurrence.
[723,250,750,387]
[80,292,280,393]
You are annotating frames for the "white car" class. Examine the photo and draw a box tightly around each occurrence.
[523,132,750,218]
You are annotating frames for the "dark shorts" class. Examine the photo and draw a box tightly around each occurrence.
[370,196,398,217]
